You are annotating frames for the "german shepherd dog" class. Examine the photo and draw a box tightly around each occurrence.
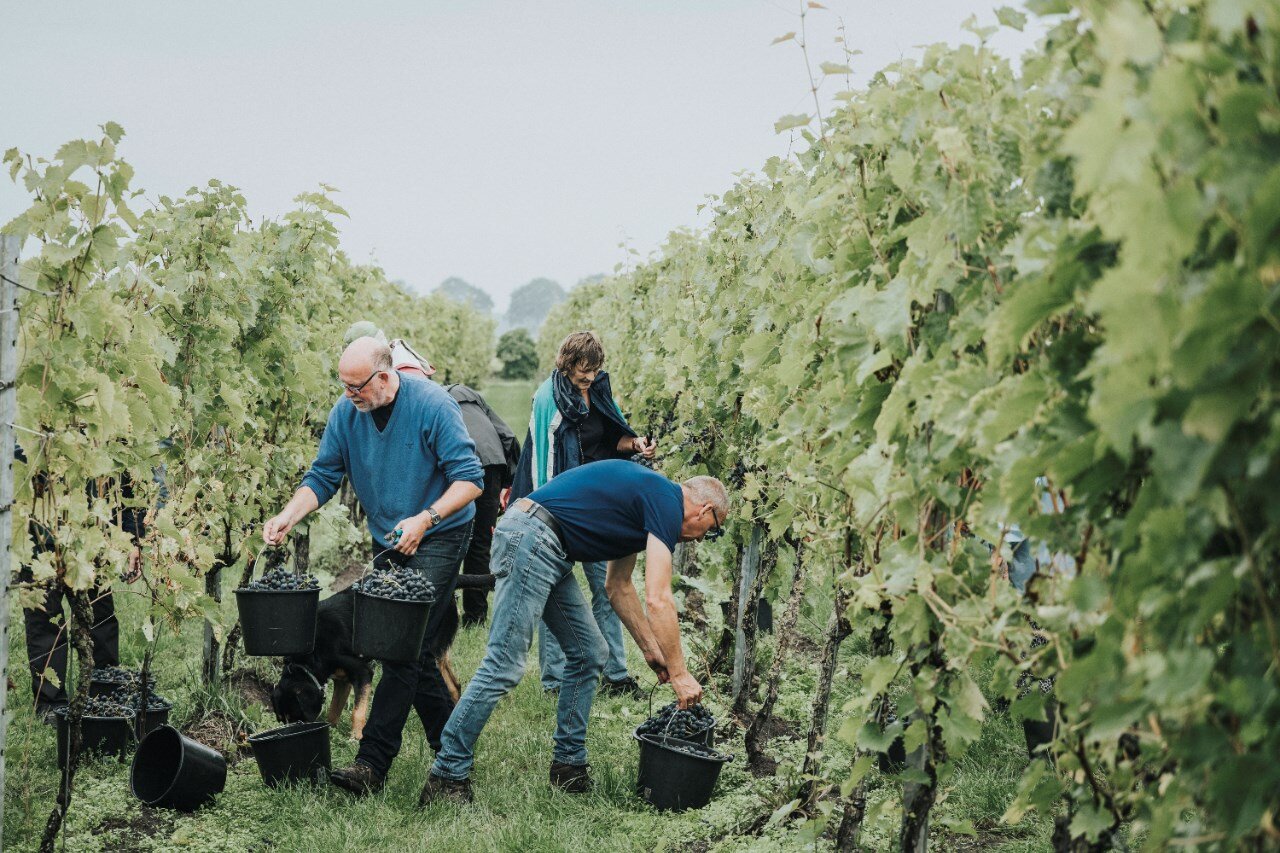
[271,576,495,739]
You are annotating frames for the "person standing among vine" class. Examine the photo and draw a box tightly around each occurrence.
[510,331,656,699]
[263,336,484,795]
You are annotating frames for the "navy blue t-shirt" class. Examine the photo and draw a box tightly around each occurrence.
[529,459,684,562]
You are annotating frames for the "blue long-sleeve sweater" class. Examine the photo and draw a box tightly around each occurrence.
[300,375,484,544]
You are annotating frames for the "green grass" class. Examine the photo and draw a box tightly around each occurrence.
[5,526,1056,851]
[480,377,538,439]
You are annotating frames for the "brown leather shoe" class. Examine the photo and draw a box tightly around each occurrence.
[419,773,474,806]
[329,761,384,796]
[549,761,593,794]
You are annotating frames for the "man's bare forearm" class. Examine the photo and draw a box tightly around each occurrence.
[424,480,483,522]
[644,591,688,676]
[608,577,664,662]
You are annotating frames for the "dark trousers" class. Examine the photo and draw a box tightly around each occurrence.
[460,466,505,625]
[356,521,472,777]
[20,566,120,706]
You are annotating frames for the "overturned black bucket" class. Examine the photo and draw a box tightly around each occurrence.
[131,725,227,811]
[235,588,319,656]
[55,707,135,767]
[353,591,430,662]
[249,721,331,787]
[634,732,732,811]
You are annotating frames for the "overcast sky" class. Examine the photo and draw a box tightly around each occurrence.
[4,2,1044,312]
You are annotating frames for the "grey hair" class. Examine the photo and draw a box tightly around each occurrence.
[682,475,728,517]
[371,342,393,372]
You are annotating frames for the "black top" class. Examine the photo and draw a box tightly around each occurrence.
[371,392,397,432]
[579,402,626,463]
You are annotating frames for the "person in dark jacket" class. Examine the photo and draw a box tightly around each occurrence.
[17,447,149,721]
[443,383,520,625]
[510,331,656,698]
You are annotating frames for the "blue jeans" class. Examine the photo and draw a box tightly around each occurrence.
[355,522,471,777]
[433,510,606,780]
[539,560,629,687]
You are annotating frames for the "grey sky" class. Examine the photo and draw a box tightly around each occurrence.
[4,2,1043,313]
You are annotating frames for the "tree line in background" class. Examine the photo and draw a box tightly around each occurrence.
[540,1,1280,848]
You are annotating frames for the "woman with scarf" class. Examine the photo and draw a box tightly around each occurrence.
[509,331,656,698]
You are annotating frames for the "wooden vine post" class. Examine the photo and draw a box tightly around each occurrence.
[0,233,20,832]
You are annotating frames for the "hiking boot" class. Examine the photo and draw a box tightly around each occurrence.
[599,675,643,700]
[419,773,474,806]
[549,761,593,794]
[329,761,384,796]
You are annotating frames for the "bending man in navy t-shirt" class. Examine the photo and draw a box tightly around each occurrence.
[422,459,729,805]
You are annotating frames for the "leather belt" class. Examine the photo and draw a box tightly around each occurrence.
[513,498,567,552]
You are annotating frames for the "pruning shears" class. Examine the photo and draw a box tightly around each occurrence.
[384,527,404,546]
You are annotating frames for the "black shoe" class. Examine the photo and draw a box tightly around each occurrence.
[461,614,487,628]
[329,761,384,796]
[599,675,643,699]
[419,773,474,806]
[549,761,593,794]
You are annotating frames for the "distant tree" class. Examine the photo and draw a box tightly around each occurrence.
[503,277,566,338]
[435,276,494,314]
[496,328,539,380]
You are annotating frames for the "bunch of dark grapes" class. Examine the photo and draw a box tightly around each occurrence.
[241,566,320,591]
[56,696,133,718]
[638,702,715,740]
[110,686,171,711]
[91,666,156,691]
[356,567,435,602]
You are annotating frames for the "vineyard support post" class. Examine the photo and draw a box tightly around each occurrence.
[732,525,763,700]
[0,234,20,832]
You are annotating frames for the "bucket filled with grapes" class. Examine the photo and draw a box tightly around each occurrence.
[635,702,716,747]
[352,557,437,663]
[234,553,321,656]
[54,697,137,767]
[633,702,732,811]
[88,665,156,698]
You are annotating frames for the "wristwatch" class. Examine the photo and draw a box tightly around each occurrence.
[425,506,442,527]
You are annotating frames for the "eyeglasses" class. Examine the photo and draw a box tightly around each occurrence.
[339,370,380,395]
[703,506,724,541]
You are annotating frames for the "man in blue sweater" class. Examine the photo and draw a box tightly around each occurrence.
[264,336,484,795]
[421,459,728,804]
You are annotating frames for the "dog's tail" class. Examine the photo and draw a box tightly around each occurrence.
[437,651,462,704]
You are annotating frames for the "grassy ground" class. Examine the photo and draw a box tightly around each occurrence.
[3,578,1055,851]
[478,377,537,438]
[3,376,1058,851]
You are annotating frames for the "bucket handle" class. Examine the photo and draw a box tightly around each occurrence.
[249,545,287,579]
[359,547,411,594]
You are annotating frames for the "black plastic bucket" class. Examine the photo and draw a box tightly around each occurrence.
[131,725,227,811]
[634,732,732,811]
[134,699,174,740]
[248,721,331,787]
[55,708,136,767]
[353,590,431,662]
[235,588,319,656]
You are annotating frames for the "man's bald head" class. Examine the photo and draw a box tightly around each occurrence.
[340,337,393,375]
[338,337,396,411]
